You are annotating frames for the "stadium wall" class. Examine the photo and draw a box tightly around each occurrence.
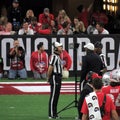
[0,35,120,77]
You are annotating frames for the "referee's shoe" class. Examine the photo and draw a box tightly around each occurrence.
[48,115,61,119]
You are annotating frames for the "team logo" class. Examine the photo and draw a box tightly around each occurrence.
[89,114,94,119]
[92,96,97,100]
[94,107,100,112]
[88,103,93,108]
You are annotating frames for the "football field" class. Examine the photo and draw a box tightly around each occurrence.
[0,79,79,120]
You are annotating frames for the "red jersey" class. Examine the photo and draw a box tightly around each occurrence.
[102,85,120,116]
[30,51,48,74]
[29,23,42,33]
[91,12,108,25]
[78,9,89,28]
[38,28,51,35]
[60,50,72,70]
[81,91,116,120]
[38,13,54,25]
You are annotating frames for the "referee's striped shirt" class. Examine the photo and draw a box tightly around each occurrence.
[100,53,107,68]
[49,53,62,74]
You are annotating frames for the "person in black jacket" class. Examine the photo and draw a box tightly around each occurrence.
[0,57,4,78]
[77,71,102,120]
[7,0,22,31]
[80,42,103,91]
[94,41,107,75]
[7,40,27,79]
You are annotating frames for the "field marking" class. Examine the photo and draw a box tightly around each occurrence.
[0,81,76,84]
[0,81,80,94]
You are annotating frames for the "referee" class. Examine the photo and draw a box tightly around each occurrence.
[47,42,63,119]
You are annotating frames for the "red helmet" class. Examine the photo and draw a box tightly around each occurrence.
[86,71,102,83]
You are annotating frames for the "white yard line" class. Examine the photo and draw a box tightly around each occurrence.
[0,81,76,84]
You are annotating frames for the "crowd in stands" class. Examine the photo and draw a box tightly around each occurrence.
[0,0,111,35]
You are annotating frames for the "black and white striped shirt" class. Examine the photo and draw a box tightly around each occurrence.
[49,53,62,74]
[100,53,107,68]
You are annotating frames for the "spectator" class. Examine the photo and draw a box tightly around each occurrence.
[38,8,54,26]
[72,17,80,34]
[78,71,102,120]
[56,9,71,29]
[0,57,4,79]
[91,9,108,26]
[60,50,72,79]
[18,21,34,35]
[94,41,107,75]
[93,22,109,34]
[29,17,42,34]
[24,9,35,24]
[7,0,22,31]
[57,21,73,35]
[38,23,51,35]
[102,69,120,118]
[0,16,8,31]
[81,78,119,120]
[30,42,48,79]
[87,19,96,34]
[50,20,57,34]
[0,6,7,18]
[77,3,93,29]
[80,43,104,91]
[0,22,16,35]
[79,21,86,34]
[7,40,27,79]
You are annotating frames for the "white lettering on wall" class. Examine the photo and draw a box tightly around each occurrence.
[101,38,115,70]
[0,36,119,72]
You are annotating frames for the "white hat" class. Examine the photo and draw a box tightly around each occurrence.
[84,43,95,50]
[54,42,63,47]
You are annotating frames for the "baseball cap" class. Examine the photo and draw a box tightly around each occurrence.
[84,43,95,50]
[86,71,102,83]
[54,42,63,47]
[13,0,19,3]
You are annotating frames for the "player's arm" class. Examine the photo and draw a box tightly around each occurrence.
[111,110,119,120]
[82,114,88,120]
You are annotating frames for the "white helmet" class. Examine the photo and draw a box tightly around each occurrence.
[62,70,69,79]
[102,69,120,85]
[110,69,120,82]
[102,72,110,85]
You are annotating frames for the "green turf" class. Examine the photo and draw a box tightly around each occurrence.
[0,95,78,120]
[0,77,75,82]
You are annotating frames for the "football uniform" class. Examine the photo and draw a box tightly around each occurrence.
[102,85,120,116]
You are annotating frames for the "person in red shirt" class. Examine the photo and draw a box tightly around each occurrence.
[29,17,42,34]
[30,42,48,79]
[60,50,72,71]
[60,50,72,79]
[91,10,108,26]
[77,3,93,29]
[81,78,119,120]
[38,8,54,26]
[102,69,120,118]
[38,23,51,35]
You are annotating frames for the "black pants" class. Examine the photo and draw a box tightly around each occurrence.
[49,74,62,117]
